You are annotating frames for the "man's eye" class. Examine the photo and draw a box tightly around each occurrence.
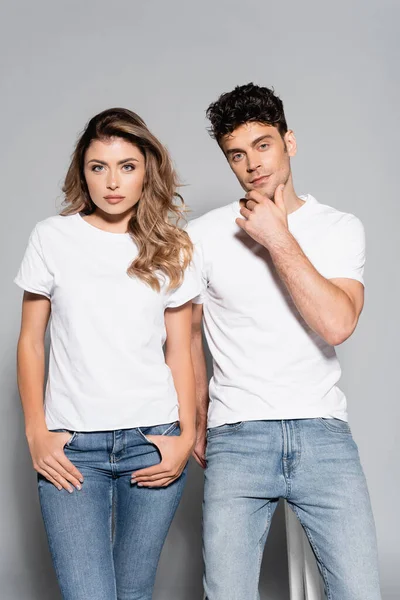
[232,153,243,162]
[259,143,269,150]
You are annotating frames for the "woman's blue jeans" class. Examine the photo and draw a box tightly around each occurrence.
[38,422,187,600]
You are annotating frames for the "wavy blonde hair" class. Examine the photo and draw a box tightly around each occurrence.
[61,108,193,291]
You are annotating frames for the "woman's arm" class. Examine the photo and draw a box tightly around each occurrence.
[18,291,83,492]
[132,301,196,488]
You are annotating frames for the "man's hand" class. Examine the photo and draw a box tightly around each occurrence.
[131,434,194,488]
[236,184,289,249]
[192,426,207,469]
[27,430,84,492]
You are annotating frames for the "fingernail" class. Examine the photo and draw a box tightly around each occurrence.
[68,487,74,494]
[137,483,143,487]
[76,484,81,491]
[130,480,136,485]
[57,486,62,491]
[79,478,84,483]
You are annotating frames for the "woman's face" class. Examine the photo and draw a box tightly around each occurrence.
[84,137,145,215]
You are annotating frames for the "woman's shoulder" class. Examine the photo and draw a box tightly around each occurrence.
[34,213,79,238]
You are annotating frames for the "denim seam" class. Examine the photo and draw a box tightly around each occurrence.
[281,421,290,498]
[136,421,179,443]
[290,421,302,473]
[161,421,179,436]
[290,504,332,600]
[317,418,351,435]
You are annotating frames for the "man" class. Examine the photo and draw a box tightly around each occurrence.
[188,83,381,600]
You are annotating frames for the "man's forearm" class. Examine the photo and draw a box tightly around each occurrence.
[191,332,209,429]
[268,232,358,345]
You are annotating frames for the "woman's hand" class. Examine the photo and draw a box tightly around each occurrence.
[27,429,84,493]
[131,433,195,488]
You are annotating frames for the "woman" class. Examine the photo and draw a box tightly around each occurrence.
[15,108,200,600]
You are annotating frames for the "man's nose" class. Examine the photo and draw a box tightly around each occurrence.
[246,154,262,173]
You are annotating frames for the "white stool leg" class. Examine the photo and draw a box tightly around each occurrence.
[285,501,324,600]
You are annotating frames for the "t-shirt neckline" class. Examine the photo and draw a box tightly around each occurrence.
[74,213,132,240]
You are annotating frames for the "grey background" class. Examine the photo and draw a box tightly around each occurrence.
[1,0,398,598]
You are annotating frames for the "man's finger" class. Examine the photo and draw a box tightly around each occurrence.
[192,451,206,469]
[245,199,257,211]
[235,217,247,230]
[239,206,252,219]
[245,190,265,204]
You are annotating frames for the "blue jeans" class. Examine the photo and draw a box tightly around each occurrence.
[203,419,381,600]
[38,422,187,600]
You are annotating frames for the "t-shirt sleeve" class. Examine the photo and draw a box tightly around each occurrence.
[164,245,204,309]
[14,226,53,298]
[318,215,366,285]
[186,222,208,305]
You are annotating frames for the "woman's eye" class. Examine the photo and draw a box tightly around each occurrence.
[122,164,135,171]
[91,165,104,172]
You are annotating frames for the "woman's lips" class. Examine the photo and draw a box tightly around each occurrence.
[104,196,125,204]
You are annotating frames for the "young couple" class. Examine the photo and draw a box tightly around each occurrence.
[15,84,381,600]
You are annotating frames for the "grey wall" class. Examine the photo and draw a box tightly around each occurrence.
[1,1,398,598]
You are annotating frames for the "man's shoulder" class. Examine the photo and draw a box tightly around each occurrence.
[306,195,363,232]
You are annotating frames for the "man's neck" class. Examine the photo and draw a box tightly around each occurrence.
[282,176,304,215]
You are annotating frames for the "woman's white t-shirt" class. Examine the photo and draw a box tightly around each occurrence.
[15,213,201,432]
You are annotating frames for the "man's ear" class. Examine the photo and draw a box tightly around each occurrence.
[284,130,297,158]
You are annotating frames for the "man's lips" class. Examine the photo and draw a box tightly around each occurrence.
[250,175,270,185]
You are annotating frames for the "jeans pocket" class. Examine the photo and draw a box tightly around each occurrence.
[317,418,352,434]
[64,431,79,447]
[52,429,79,447]
[207,421,244,438]
[137,421,180,443]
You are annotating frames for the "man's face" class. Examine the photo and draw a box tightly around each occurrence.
[220,122,297,200]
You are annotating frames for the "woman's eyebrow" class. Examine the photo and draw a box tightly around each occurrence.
[86,158,140,165]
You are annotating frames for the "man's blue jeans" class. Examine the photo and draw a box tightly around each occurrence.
[38,422,186,600]
[203,419,381,600]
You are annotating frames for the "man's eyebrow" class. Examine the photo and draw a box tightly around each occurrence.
[225,134,274,156]
[86,158,140,165]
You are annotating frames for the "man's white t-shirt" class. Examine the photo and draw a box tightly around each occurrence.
[15,213,201,432]
[188,194,365,428]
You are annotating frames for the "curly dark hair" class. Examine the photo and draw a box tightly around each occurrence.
[206,83,288,144]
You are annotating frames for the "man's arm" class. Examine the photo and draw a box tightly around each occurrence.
[237,185,364,346]
[267,235,364,345]
[191,302,209,468]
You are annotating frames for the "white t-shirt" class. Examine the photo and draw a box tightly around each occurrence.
[188,194,365,428]
[15,213,201,432]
